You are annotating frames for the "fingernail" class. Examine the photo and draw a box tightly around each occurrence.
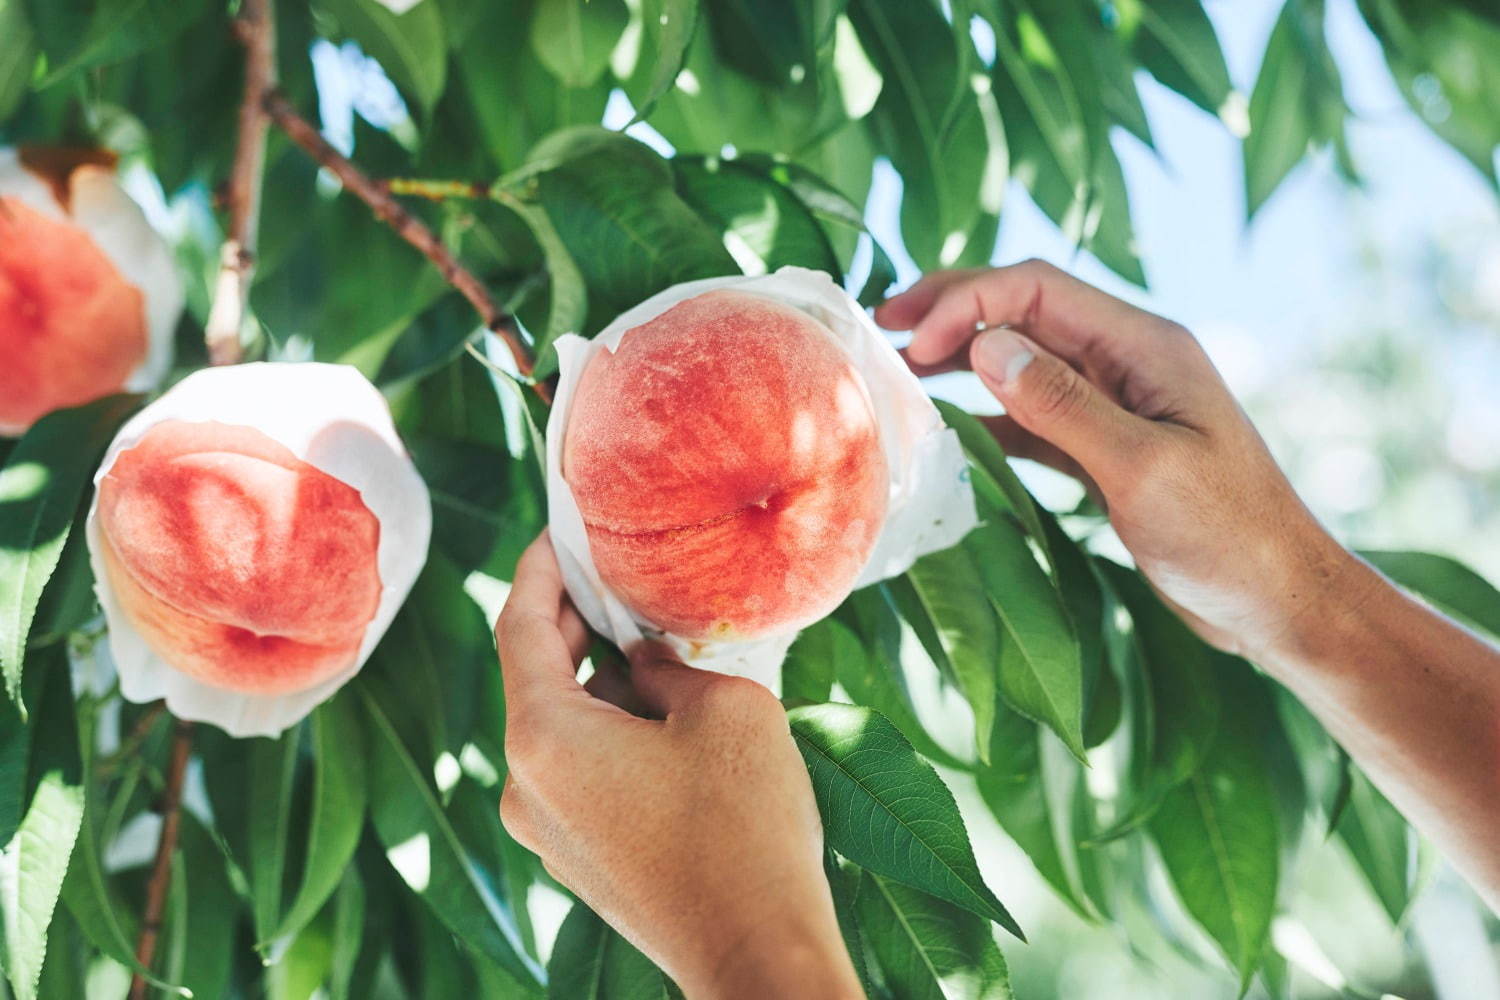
[974,329,1034,387]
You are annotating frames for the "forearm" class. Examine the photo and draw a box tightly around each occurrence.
[1259,552,1500,909]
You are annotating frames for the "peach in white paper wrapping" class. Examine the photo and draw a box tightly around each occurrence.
[0,147,181,435]
[547,266,978,690]
[86,363,432,737]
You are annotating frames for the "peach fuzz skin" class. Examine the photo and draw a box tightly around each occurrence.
[0,196,147,433]
[563,289,887,640]
[96,419,382,695]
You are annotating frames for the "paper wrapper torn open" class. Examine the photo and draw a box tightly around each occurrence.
[547,266,978,690]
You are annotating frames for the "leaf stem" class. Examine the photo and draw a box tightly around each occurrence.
[379,177,492,201]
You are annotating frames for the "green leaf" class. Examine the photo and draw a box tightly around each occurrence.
[976,717,1093,921]
[673,155,841,277]
[1359,549,1500,639]
[1127,0,1234,116]
[0,656,83,1000]
[702,0,827,86]
[788,704,1023,940]
[248,729,301,951]
[782,619,841,706]
[932,400,1049,560]
[824,850,874,996]
[834,591,970,771]
[321,0,449,117]
[855,872,1014,1000]
[529,0,630,88]
[852,0,1000,268]
[360,684,543,989]
[1336,768,1413,925]
[967,519,1086,761]
[1148,667,1279,991]
[631,0,701,121]
[1357,0,1500,187]
[269,692,369,956]
[1244,0,1350,218]
[547,903,672,1000]
[0,0,36,121]
[0,396,137,713]
[175,815,238,1000]
[1098,561,1221,788]
[906,546,1002,763]
[506,128,736,342]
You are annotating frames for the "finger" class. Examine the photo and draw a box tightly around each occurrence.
[874,269,984,331]
[907,259,1165,367]
[625,642,726,719]
[899,344,970,378]
[559,600,590,667]
[970,328,1153,494]
[495,533,587,710]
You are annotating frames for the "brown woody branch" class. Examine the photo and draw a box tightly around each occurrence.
[262,89,542,389]
[127,720,193,1000]
[203,0,276,366]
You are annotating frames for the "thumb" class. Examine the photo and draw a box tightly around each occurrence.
[970,327,1147,490]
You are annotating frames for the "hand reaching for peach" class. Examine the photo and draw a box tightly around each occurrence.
[879,259,1500,912]
[877,259,1354,662]
[496,534,864,1000]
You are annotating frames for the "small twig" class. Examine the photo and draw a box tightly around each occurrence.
[263,89,539,383]
[127,720,193,1000]
[203,0,276,366]
[379,177,492,201]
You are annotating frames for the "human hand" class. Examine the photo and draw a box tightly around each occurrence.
[876,260,1370,662]
[495,533,864,1000]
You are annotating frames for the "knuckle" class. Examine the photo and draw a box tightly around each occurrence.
[1028,362,1086,421]
[699,676,783,723]
[498,785,534,847]
[1015,257,1058,280]
[504,723,543,775]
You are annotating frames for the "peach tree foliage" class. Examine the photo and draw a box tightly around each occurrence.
[0,0,1497,997]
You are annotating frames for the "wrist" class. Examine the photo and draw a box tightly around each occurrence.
[690,912,862,1000]
[1250,532,1389,670]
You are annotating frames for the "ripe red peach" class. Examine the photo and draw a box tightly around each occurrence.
[0,146,179,436]
[94,419,383,696]
[563,289,888,640]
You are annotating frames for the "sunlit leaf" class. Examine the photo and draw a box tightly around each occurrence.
[0,657,83,1000]
[856,872,1014,999]
[1336,768,1414,925]
[967,518,1085,761]
[0,396,137,713]
[1149,665,1279,991]
[789,703,1023,939]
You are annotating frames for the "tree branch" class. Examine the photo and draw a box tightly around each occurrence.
[203,0,276,366]
[263,89,542,388]
[127,720,193,1000]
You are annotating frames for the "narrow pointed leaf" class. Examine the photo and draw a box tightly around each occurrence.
[789,703,1023,940]
[856,872,1014,999]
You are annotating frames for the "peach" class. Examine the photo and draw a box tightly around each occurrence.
[0,146,181,436]
[563,289,888,640]
[95,419,382,696]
